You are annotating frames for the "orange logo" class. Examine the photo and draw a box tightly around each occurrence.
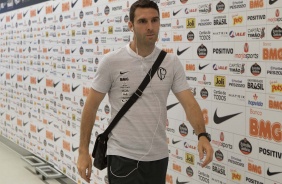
[17,119,22,126]
[46,79,53,87]
[65,130,70,137]
[162,12,170,18]
[250,0,264,9]
[6,16,10,22]
[65,49,70,55]
[45,5,53,14]
[62,2,70,12]
[6,73,10,80]
[249,118,281,142]
[269,100,282,110]
[248,163,262,174]
[173,163,181,172]
[30,9,36,17]
[17,13,22,20]
[186,64,195,71]
[263,48,282,61]
[63,140,70,152]
[30,77,36,84]
[17,75,22,82]
[62,83,70,93]
[30,124,36,133]
[83,0,92,8]
[173,35,182,41]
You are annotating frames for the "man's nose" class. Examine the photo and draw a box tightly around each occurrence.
[147,22,153,30]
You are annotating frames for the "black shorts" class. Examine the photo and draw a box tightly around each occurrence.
[107,155,168,184]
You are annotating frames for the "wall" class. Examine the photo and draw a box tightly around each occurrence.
[0,0,281,184]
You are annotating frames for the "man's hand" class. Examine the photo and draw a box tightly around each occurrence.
[77,152,92,183]
[198,137,213,168]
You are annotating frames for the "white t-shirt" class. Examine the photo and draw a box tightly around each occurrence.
[92,43,189,161]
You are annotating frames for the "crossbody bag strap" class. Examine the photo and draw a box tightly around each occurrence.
[102,50,167,136]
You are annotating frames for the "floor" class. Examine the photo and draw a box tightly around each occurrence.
[0,136,76,184]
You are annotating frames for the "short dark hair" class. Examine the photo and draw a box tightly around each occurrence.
[129,0,159,23]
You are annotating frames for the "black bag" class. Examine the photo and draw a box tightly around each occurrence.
[91,50,167,170]
[92,134,108,170]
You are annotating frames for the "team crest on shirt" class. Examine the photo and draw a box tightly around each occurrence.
[157,67,167,80]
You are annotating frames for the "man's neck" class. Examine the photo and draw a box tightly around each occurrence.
[130,41,155,57]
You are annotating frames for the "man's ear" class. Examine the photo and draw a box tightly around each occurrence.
[128,22,134,32]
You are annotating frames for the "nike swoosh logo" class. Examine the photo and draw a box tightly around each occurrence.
[11,74,16,78]
[71,0,79,8]
[0,17,4,22]
[0,112,4,116]
[54,137,60,142]
[177,47,190,56]
[173,9,182,16]
[23,10,28,17]
[72,84,80,92]
[72,146,79,152]
[53,81,60,88]
[0,73,4,76]
[48,121,53,125]
[76,59,81,62]
[53,3,60,12]
[101,117,106,121]
[37,6,44,14]
[23,122,28,126]
[213,109,242,124]
[23,48,27,52]
[37,77,44,83]
[269,0,278,5]
[11,14,15,20]
[120,71,129,75]
[66,24,70,28]
[48,48,53,52]
[72,133,77,137]
[172,139,181,144]
[199,63,209,70]
[176,178,189,184]
[11,117,16,121]
[71,49,76,53]
[267,168,282,176]
[101,19,106,24]
[37,128,44,133]
[167,102,179,110]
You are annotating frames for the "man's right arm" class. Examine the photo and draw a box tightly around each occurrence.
[77,88,106,183]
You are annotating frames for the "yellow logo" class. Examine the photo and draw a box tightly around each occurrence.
[214,76,226,87]
[186,18,196,28]
[185,153,195,165]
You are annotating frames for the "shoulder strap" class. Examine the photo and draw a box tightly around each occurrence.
[102,50,167,136]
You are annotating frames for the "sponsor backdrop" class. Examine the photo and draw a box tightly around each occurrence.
[0,0,50,14]
[0,0,281,184]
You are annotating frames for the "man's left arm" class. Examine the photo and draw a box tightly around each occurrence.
[175,89,213,167]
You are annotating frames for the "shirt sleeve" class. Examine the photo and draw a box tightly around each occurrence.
[91,55,112,93]
[171,56,190,94]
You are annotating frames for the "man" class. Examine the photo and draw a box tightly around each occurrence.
[77,0,213,183]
